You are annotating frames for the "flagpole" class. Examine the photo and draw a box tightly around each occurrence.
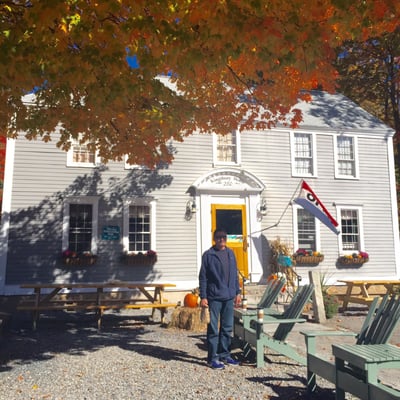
[249,180,303,236]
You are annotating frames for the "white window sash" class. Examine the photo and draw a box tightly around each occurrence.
[213,131,241,166]
[62,196,99,253]
[123,198,156,253]
[336,205,364,254]
[292,204,321,251]
[334,135,359,179]
[290,131,317,177]
[66,138,100,167]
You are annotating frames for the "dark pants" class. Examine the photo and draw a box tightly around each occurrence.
[207,298,234,363]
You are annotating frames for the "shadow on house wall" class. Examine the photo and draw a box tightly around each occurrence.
[4,164,173,284]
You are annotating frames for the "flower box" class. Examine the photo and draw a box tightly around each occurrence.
[121,252,157,266]
[293,249,324,265]
[62,255,98,266]
[294,255,324,264]
[338,256,369,265]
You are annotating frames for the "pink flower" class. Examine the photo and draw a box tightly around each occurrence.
[359,251,369,259]
[62,249,73,258]
[295,248,308,256]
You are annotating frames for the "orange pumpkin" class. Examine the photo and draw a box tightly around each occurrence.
[184,292,199,308]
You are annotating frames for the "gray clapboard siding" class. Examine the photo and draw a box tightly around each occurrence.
[3,90,399,288]
[6,133,206,284]
[239,128,396,281]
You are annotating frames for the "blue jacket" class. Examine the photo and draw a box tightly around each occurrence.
[199,246,241,301]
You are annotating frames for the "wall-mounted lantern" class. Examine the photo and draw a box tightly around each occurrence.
[258,198,267,216]
[186,199,197,215]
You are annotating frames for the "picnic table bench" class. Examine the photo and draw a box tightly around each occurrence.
[17,281,178,329]
[338,279,400,312]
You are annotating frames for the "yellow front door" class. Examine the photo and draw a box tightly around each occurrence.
[211,204,249,280]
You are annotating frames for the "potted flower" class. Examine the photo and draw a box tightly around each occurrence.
[62,249,97,266]
[324,292,341,318]
[338,251,369,265]
[320,272,340,318]
[293,249,324,264]
[121,250,157,266]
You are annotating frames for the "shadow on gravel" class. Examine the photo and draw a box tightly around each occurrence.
[189,333,208,351]
[267,386,336,400]
[0,311,206,371]
[248,374,336,399]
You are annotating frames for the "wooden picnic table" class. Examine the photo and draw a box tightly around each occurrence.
[338,279,400,312]
[18,281,177,329]
[333,343,400,400]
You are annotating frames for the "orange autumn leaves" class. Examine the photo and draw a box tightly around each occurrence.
[0,1,399,166]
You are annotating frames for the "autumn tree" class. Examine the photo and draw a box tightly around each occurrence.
[1,0,399,166]
[334,28,400,226]
[335,28,400,146]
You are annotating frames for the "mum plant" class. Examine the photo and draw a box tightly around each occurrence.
[338,251,369,265]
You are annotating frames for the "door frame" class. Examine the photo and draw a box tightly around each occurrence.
[211,203,248,279]
[191,168,266,283]
[196,193,264,283]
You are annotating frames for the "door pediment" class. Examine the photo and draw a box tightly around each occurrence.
[191,168,265,194]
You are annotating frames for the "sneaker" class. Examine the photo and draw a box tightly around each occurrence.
[222,357,240,366]
[208,360,225,370]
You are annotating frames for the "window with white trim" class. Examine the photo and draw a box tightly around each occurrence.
[213,131,240,165]
[293,206,320,251]
[291,132,317,177]
[337,206,364,252]
[334,135,358,179]
[123,199,156,253]
[62,196,99,254]
[67,137,99,167]
[124,155,145,170]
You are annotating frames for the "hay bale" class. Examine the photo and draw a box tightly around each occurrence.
[168,306,207,331]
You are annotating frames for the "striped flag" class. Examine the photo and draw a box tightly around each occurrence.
[293,180,340,235]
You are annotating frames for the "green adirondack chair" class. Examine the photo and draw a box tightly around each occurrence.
[369,376,400,400]
[234,283,314,368]
[247,275,286,310]
[300,293,400,396]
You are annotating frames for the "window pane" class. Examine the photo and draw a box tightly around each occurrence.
[68,204,92,253]
[129,205,151,252]
[341,209,359,251]
[337,136,355,176]
[217,132,237,163]
[294,133,313,175]
[72,142,95,164]
[297,208,316,250]
[216,209,243,238]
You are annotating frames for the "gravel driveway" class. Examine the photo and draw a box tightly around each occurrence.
[1,309,394,400]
